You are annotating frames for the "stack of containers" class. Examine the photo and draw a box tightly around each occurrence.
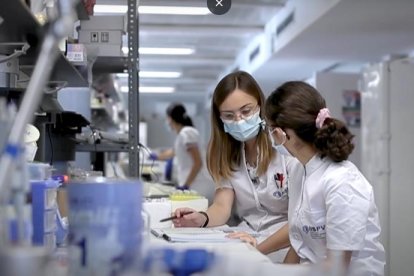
[31,179,60,249]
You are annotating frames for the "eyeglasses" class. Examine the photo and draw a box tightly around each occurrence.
[219,104,259,121]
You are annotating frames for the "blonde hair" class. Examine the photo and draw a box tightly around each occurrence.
[207,71,273,184]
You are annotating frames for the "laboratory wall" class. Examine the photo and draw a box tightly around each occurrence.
[256,79,280,97]
[314,72,361,168]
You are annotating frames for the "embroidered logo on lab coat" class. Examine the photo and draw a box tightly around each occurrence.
[302,225,326,239]
[273,173,288,199]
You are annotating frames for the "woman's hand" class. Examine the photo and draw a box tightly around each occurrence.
[226,231,258,247]
[172,208,206,227]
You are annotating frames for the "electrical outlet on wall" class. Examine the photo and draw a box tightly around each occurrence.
[101,32,109,43]
[90,32,99,43]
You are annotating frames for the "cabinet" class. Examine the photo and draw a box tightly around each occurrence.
[361,58,414,276]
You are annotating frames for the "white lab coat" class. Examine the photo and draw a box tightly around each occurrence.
[289,154,385,276]
[220,146,303,262]
[174,126,215,203]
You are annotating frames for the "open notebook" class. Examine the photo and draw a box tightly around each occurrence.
[151,226,261,243]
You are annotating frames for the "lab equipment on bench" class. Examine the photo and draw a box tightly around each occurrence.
[0,246,53,276]
[170,190,208,212]
[67,177,142,276]
[28,162,54,181]
[24,124,40,162]
[143,198,172,229]
[0,0,78,254]
[142,248,215,276]
[30,179,61,249]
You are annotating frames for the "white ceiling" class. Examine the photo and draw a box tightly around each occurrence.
[94,0,414,101]
[253,0,414,93]
[138,0,287,94]
[95,0,286,95]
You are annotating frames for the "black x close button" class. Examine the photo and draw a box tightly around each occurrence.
[207,0,232,15]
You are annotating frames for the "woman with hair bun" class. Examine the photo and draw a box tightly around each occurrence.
[263,81,385,275]
[150,102,215,202]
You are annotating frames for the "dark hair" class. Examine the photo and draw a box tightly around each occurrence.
[207,71,273,183]
[166,103,193,127]
[265,81,354,162]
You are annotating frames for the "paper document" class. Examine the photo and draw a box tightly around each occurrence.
[151,227,261,243]
[214,225,261,237]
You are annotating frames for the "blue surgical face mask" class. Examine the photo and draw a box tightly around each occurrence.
[222,110,263,142]
[268,128,292,157]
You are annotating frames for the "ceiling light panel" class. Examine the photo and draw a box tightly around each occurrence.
[94,5,209,15]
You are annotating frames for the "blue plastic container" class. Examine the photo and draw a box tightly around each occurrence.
[67,177,142,276]
[31,180,60,247]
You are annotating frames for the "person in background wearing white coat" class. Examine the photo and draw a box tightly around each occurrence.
[150,103,215,203]
[172,71,303,263]
[264,81,385,275]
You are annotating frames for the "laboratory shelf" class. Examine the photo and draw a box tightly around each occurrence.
[0,87,25,102]
[0,0,88,87]
[19,54,88,88]
[0,87,25,95]
[92,56,128,74]
[91,107,120,129]
[76,143,129,152]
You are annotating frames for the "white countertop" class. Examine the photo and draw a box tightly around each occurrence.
[148,234,311,276]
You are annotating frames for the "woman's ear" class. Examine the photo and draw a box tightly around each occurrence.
[284,128,296,141]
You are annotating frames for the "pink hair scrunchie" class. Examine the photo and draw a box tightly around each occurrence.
[315,108,331,129]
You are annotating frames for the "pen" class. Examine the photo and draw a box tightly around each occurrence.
[159,211,194,222]
[161,234,172,242]
[150,229,161,238]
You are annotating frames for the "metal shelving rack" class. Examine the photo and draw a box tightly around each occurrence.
[76,143,129,153]
[84,0,140,177]
[0,0,140,177]
[92,56,128,75]
[0,0,88,88]
[127,0,140,177]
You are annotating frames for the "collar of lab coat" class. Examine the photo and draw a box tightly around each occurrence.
[303,154,326,176]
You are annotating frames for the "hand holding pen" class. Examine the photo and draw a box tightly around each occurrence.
[169,208,207,228]
[159,211,194,222]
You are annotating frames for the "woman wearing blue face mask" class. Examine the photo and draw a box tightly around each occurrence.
[172,71,303,263]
